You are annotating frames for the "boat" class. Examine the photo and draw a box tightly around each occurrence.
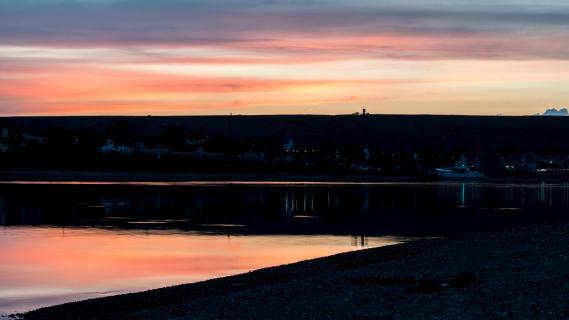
[432,155,485,180]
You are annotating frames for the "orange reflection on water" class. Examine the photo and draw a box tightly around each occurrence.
[0,227,402,314]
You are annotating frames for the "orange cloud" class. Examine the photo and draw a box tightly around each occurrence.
[1,29,569,116]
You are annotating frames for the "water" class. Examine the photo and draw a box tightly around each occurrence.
[0,227,399,315]
[2,181,569,315]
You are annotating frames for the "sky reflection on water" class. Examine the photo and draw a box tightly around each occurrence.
[0,226,400,315]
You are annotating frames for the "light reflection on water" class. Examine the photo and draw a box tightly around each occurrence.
[3,182,569,229]
[0,226,401,315]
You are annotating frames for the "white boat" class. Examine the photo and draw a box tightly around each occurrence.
[433,155,485,180]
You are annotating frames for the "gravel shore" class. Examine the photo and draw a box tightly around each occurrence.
[21,222,569,320]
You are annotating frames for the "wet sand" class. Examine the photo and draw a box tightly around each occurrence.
[20,221,569,319]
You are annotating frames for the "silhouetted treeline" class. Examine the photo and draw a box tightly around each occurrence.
[7,115,569,152]
[2,115,569,176]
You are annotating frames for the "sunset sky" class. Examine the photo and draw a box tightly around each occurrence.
[1,0,568,116]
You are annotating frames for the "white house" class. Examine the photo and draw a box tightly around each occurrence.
[100,139,134,155]
[284,138,294,152]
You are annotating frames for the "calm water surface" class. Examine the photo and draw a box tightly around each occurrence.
[0,227,398,315]
[2,181,569,315]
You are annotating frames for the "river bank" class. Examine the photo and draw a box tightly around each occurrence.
[20,221,569,319]
[0,170,419,183]
[2,169,569,184]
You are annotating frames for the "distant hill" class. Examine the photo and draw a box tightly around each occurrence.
[2,115,569,153]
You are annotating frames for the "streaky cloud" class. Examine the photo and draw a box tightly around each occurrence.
[1,0,569,60]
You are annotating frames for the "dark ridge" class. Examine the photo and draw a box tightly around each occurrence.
[3,114,569,152]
